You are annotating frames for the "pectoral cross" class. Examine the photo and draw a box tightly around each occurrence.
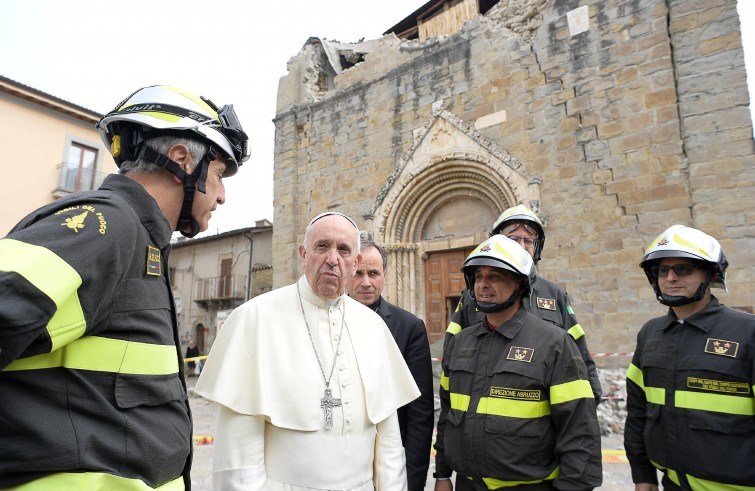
[320,388,342,429]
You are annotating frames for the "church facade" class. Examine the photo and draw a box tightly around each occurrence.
[272,0,754,362]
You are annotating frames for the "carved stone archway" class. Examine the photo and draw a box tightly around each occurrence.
[368,102,541,323]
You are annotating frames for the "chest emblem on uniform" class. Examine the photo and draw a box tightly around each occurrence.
[507,346,534,362]
[61,211,88,233]
[537,297,556,311]
[704,338,739,358]
[146,246,161,276]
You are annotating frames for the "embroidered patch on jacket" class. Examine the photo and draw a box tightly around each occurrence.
[146,246,161,276]
[490,387,541,401]
[704,338,739,358]
[507,346,534,362]
[458,348,477,358]
[61,210,89,233]
[687,377,750,395]
[537,297,556,311]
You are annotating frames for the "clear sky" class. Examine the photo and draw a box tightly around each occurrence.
[1,0,753,238]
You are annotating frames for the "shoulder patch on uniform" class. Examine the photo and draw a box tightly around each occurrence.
[507,346,534,362]
[565,356,587,379]
[56,205,108,235]
[704,338,739,358]
[537,297,556,311]
[146,246,161,276]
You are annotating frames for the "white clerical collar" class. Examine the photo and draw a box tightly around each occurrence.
[298,275,344,308]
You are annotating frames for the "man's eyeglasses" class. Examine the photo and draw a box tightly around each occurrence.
[650,264,698,278]
[507,235,535,247]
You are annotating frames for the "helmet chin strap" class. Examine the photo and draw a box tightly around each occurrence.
[473,287,525,314]
[134,144,217,238]
[654,277,711,307]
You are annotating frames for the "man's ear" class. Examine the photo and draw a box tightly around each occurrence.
[167,144,192,184]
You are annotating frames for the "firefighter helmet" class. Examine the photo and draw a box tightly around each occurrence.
[463,235,536,313]
[97,85,249,176]
[640,224,728,306]
[490,204,546,262]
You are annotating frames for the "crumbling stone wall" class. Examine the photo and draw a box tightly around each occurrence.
[273,0,753,364]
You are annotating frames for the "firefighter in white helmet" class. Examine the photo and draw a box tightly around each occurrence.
[625,225,755,491]
[445,204,602,404]
[0,85,249,490]
[434,235,602,490]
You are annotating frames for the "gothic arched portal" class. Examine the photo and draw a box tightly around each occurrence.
[369,103,541,343]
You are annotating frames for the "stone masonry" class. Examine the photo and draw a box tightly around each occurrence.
[273,0,754,365]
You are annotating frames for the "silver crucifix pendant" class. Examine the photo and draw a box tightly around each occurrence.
[320,388,342,429]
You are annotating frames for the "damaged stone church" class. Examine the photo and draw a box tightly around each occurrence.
[272,0,754,362]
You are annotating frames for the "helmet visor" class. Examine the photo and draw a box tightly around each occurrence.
[216,104,250,164]
[500,222,538,238]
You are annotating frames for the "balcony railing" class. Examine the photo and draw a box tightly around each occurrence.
[194,274,247,302]
[54,162,109,195]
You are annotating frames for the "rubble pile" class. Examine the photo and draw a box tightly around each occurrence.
[597,368,628,435]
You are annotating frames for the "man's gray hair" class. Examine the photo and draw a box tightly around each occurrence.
[118,135,208,174]
[303,212,361,256]
[360,239,388,272]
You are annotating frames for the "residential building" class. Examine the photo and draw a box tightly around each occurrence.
[169,221,273,356]
[0,75,115,235]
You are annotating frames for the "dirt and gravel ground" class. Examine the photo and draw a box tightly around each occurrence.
[186,377,634,490]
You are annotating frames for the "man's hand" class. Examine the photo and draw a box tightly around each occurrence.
[635,483,658,491]
[434,479,453,491]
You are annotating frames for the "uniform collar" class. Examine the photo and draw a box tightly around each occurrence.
[471,306,528,339]
[99,174,173,249]
[662,296,723,333]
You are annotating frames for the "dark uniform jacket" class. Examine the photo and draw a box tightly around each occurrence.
[625,297,755,490]
[435,307,602,490]
[373,297,434,491]
[0,174,192,489]
[446,276,602,403]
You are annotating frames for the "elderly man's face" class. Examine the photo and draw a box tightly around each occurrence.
[298,215,361,299]
[348,246,386,306]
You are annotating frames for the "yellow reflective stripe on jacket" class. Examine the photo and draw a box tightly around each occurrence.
[477,396,550,418]
[450,392,471,411]
[687,474,755,491]
[675,390,755,416]
[447,322,462,335]
[4,472,183,490]
[3,336,179,375]
[440,371,449,391]
[550,379,593,404]
[567,323,584,340]
[481,466,559,489]
[0,239,87,350]
[627,363,666,405]
[652,460,754,491]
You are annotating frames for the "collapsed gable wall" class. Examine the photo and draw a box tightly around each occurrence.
[273,0,754,359]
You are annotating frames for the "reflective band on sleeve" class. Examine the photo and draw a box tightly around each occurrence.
[477,396,551,418]
[0,239,86,350]
[450,393,471,411]
[550,379,594,404]
[675,390,755,416]
[482,466,559,489]
[446,322,462,335]
[440,371,449,390]
[627,363,645,389]
[567,323,585,340]
[3,336,179,375]
[4,472,184,490]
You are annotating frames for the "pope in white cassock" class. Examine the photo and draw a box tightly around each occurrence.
[196,212,420,490]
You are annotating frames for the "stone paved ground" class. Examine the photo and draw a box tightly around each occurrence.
[186,377,633,490]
